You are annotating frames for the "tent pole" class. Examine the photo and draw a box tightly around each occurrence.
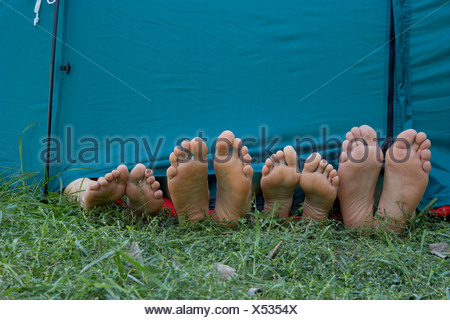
[383,0,396,154]
[44,0,61,196]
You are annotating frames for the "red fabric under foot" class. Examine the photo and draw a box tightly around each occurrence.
[162,198,214,217]
[429,205,450,218]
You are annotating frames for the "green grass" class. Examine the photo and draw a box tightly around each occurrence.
[0,176,448,300]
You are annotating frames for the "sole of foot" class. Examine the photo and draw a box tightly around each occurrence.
[214,130,253,226]
[167,137,210,223]
[260,146,300,218]
[338,125,383,228]
[126,164,164,219]
[300,152,339,221]
[376,130,431,232]
[83,165,129,210]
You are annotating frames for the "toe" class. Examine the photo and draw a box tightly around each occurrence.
[351,126,361,138]
[130,163,146,182]
[105,172,114,182]
[342,139,350,154]
[241,146,249,156]
[350,127,362,145]
[317,159,328,173]
[324,163,333,177]
[415,132,427,144]
[145,168,153,178]
[329,169,337,182]
[243,152,252,166]
[154,190,163,199]
[359,125,378,146]
[169,152,178,168]
[420,149,431,161]
[216,130,235,157]
[423,161,432,173]
[412,132,427,152]
[276,150,286,165]
[111,169,120,179]
[166,166,177,180]
[243,163,253,179]
[284,145,298,168]
[191,137,208,161]
[263,158,273,176]
[174,140,191,161]
[419,139,431,151]
[116,165,130,183]
[331,176,339,188]
[151,181,160,190]
[232,138,243,157]
[394,129,417,149]
[147,175,156,185]
[89,181,100,190]
[339,151,348,163]
[345,131,355,142]
[303,152,321,172]
[98,177,108,187]
[182,140,193,160]
[270,154,279,165]
[262,164,270,176]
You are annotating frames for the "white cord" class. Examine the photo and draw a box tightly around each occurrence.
[34,0,56,26]
[33,0,41,26]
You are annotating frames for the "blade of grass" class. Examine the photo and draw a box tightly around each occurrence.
[79,250,115,274]
[117,251,165,289]
[18,122,38,184]
[384,234,413,285]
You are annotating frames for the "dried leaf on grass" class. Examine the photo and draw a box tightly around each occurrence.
[268,241,282,259]
[126,241,143,267]
[429,242,450,258]
[216,263,236,281]
[247,287,263,296]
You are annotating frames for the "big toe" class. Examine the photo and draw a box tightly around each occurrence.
[130,163,146,182]
[359,125,378,146]
[116,165,130,183]
[216,130,235,159]
[394,129,417,150]
[303,152,321,172]
[283,145,298,168]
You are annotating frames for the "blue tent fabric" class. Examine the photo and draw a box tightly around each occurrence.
[407,0,450,208]
[0,0,449,209]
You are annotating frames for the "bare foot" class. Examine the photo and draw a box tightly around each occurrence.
[338,125,383,227]
[300,153,339,220]
[214,130,253,225]
[126,164,164,218]
[83,165,129,210]
[260,146,300,218]
[167,137,210,223]
[376,130,431,232]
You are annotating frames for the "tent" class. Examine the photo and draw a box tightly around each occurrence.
[1,0,449,210]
